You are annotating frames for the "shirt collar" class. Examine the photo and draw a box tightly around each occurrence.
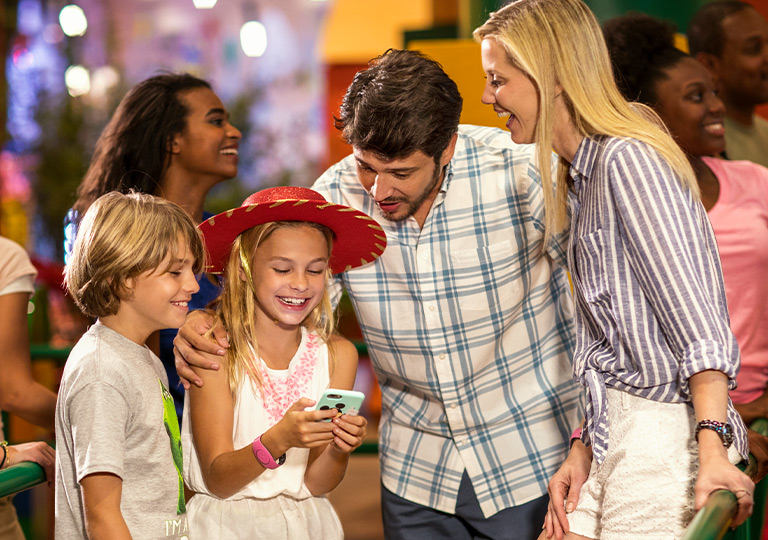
[568,136,602,196]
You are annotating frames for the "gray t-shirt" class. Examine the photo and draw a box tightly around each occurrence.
[55,324,188,539]
[724,114,768,168]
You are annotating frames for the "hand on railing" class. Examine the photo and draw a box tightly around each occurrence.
[2,441,54,487]
[746,428,768,483]
[682,418,768,540]
[0,461,49,499]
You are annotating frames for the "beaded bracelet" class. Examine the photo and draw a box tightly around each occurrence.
[0,441,7,469]
[695,420,734,448]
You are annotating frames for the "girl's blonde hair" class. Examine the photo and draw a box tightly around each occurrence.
[211,221,337,395]
[473,0,698,239]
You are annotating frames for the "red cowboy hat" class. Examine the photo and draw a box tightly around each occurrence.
[199,186,386,274]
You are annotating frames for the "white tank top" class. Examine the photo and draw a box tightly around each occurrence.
[182,328,331,500]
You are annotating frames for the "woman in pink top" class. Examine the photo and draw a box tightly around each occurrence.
[604,12,768,475]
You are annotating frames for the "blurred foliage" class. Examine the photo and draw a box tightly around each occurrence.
[0,0,18,146]
[31,86,121,261]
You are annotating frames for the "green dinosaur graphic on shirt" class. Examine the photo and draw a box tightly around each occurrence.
[160,379,186,515]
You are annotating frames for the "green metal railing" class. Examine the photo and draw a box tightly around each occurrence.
[0,459,49,498]
[682,418,768,540]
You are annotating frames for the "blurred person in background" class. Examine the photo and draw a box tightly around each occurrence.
[0,235,57,540]
[605,7,768,484]
[688,1,768,166]
[65,73,242,419]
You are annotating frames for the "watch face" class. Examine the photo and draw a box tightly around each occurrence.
[277,453,286,466]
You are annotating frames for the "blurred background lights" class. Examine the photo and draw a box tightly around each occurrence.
[59,4,87,37]
[65,65,90,96]
[240,21,267,57]
[90,65,120,99]
[192,0,218,8]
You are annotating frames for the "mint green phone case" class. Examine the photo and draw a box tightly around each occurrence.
[315,389,365,421]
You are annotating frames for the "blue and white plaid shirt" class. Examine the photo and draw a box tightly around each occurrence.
[313,125,582,517]
[568,135,748,465]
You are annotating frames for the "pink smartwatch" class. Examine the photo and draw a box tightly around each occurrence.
[252,435,286,469]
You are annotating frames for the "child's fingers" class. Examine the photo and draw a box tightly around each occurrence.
[332,416,367,437]
[331,425,364,451]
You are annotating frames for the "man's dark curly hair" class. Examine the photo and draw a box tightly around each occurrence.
[334,49,463,161]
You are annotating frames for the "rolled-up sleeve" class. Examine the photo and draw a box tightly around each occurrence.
[607,144,739,396]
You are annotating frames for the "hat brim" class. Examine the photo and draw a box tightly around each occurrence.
[199,198,386,274]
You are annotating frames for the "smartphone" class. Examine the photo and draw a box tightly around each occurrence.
[315,389,365,421]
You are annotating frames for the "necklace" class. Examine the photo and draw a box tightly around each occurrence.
[256,331,321,426]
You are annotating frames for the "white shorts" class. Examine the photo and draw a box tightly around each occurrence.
[187,492,343,540]
[568,388,741,540]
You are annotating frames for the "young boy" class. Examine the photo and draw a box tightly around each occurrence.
[56,191,205,539]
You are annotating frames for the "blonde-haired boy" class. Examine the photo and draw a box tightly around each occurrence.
[56,191,204,539]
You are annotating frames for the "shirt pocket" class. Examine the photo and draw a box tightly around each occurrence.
[449,240,521,313]
[575,229,611,307]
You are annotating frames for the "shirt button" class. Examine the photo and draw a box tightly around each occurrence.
[450,403,458,409]
[429,305,436,312]
[439,354,446,360]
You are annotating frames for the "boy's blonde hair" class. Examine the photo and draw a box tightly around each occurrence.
[65,191,205,318]
[474,0,698,240]
[212,221,337,395]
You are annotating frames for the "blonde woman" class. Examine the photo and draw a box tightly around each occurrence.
[474,1,753,538]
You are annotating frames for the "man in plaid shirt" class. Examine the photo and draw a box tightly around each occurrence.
[176,49,581,540]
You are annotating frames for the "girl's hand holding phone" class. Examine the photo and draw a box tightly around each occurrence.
[329,412,368,454]
[313,389,368,454]
[271,398,339,451]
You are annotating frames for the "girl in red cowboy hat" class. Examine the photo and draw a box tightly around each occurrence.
[180,186,386,539]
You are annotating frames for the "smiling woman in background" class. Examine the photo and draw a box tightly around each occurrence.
[66,73,242,417]
[604,9,768,480]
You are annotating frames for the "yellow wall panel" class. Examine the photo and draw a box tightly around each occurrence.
[321,0,433,63]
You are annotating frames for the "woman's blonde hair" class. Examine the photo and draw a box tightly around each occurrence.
[65,191,205,318]
[474,0,698,238]
[211,221,337,395]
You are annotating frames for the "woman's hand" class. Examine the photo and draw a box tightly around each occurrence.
[746,429,768,483]
[543,440,592,540]
[695,431,754,528]
[4,441,56,486]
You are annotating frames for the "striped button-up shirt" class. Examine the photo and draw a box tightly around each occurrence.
[313,125,582,517]
[567,135,748,465]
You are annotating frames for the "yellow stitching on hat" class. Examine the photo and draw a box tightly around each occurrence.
[374,235,386,242]
[354,215,376,221]
[207,217,216,225]
[344,265,352,272]
[360,258,369,265]
[226,209,235,217]
[292,200,309,206]
[367,224,384,231]
[245,205,257,212]
[317,202,333,210]
[269,201,287,208]
[338,207,357,213]
[374,244,385,252]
